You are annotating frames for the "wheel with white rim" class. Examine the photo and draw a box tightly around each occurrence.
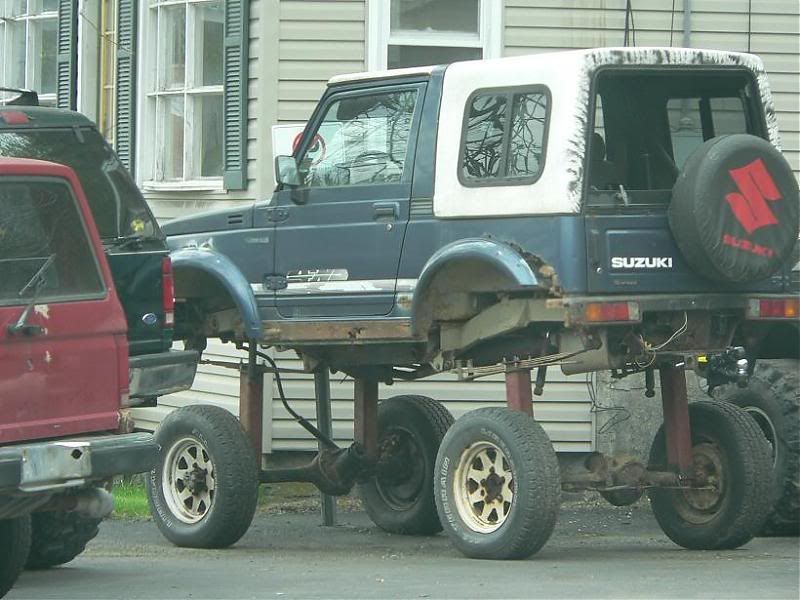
[147,404,259,549]
[162,437,216,524]
[648,400,772,549]
[434,407,561,560]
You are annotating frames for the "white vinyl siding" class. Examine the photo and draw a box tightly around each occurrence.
[504,0,800,179]
[278,0,366,123]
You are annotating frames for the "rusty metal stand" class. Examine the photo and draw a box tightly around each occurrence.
[239,343,264,459]
[314,366,336,526]
[354,375,380,462]
[505,369,534,416]
[659,363,694,474]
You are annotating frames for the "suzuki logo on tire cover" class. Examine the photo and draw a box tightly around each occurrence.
[725,158,782,235]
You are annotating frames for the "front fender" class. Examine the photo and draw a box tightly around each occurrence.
[411,238,542,334]
[170,247,261,340]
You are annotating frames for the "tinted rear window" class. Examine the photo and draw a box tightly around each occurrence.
[0,128,159,239]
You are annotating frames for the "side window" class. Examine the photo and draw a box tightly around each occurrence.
[0,180,104,305]
[299,89,419,188]
[668,97,749,169]
[461,88,549,184]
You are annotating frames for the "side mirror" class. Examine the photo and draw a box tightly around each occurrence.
[275,155,302,187]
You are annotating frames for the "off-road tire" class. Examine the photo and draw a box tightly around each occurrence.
[648,400,772,549]
[147,404,259,549]
[434,408,561,560]
[360,395,454,535]
[669,134,799,283]
[0,516,31,598]
[713,360,799,536]
[26,512,101,569]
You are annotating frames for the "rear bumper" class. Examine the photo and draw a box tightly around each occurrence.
[129,349,199,399]
[563,293,798,325]
[0,432,158,493]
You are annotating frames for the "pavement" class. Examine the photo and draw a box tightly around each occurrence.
[8,500,800,600]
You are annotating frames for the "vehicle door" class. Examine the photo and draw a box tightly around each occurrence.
[272,83,425,318]
[0,172,126,443]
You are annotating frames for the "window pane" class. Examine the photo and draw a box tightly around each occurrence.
[7,21,26,88]
[301,90,418,188]
[0,129,158,239]
[462,94,507,179]
[38,18,58,95]
[198,94,223,177]
[391,0,479,34]
[159,5,186,90]
[462,91,548,182]
[0,180,103,304]
[388,45,481,69]
[158,96,185,180]
[197,1,224,86]
[710,97,748,135]
[41,0,58,12]
[507,92,547,178]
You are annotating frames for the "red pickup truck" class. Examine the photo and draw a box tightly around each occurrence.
[0,158,158,598]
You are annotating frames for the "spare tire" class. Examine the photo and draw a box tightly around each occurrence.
[669,134,799,283]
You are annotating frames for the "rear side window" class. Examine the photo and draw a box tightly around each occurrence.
[460,87,549,186]
[0,179,104,306]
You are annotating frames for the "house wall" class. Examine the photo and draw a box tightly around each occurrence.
[134,0,799,458]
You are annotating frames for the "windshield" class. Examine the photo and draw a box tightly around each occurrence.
[0,127,160,239]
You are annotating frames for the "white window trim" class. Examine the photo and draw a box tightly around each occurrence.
[366,0,502,71]
[136,0,225,193]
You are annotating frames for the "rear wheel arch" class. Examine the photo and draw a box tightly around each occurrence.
[410,239,544,337]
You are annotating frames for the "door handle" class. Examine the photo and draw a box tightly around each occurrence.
[373,202,399,220]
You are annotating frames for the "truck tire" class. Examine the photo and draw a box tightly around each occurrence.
[713,360,799,536]
[147,404,259,549]
[648,400,772,549]
[359,395,454,535]
[0,516,31,599]
[668,134,799,283]
[434,408,561,560]
[25,512,101,569]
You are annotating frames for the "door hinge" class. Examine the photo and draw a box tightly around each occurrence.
[267,207,289,222]
[263,274,288,291]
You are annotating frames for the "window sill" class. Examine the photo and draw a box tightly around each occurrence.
[142,179,225,193]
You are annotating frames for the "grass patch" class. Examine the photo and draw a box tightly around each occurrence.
[112,480,151,520]
[109,479,361,520]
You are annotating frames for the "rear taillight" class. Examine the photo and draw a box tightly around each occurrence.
[162,256,175,327]
[747,297,799,319]
[583,301,640,323]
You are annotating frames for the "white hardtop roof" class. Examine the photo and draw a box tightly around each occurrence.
[328,47,763,87]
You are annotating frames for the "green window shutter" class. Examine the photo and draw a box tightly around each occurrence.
[223,0,250,190]
[56,0,78,110]
[115,0,138,174]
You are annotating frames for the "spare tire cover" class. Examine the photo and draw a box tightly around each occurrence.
[668,134,799,283]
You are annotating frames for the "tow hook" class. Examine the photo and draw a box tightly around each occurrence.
[700,346,749,394]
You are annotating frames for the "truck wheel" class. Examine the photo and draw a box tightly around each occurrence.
[0,516,31,598]
[146,404,259,549]
[668,133,799,283]
[713,360,799,536]
[359,395,454,535]
[25,512,101,569]
[648,400,772,549]
[434,408,561,560]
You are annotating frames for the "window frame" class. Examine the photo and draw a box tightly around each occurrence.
[0,1,59,106]
[139,0,226,191]
[292,82,427,193]
[366,0,502,71]
[0,176,107,308]
[458,84,552,189]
